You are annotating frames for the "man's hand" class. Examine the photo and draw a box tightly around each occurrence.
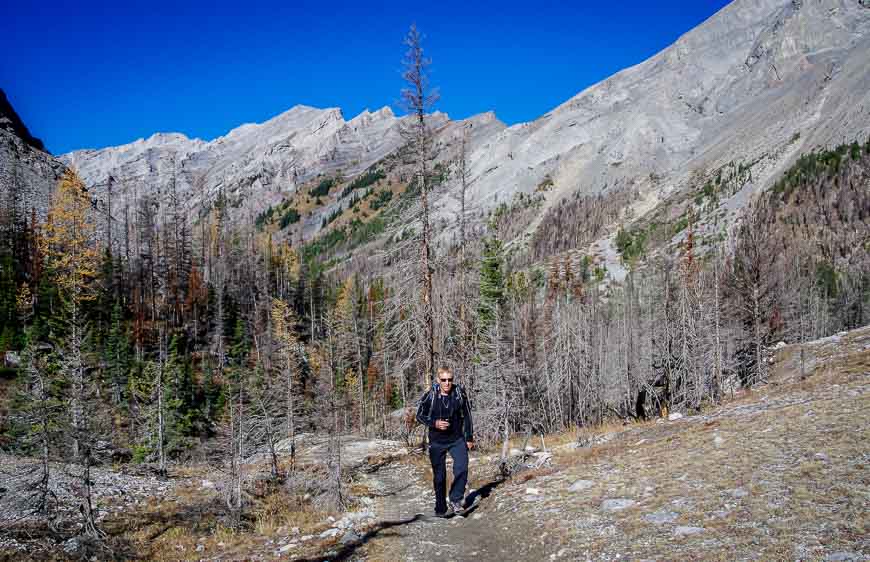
[434,419,450,430]
[466,441,474,450]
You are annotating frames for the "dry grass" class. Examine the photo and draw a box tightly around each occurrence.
[443,335,870,560]
[91,464,346,562]
[117,487,336,561]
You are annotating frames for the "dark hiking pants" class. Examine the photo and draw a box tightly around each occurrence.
[428,437,468,514]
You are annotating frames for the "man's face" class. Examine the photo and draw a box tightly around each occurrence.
[438,371,453,393]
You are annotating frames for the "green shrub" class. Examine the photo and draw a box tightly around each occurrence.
[279,207,301,229]
[132,444,151,464]
[311,178,335,198]
[343,169,385,198]
[370,190,393,210]
[615,228,647,262]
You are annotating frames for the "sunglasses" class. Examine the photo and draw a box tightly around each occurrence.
[439,378,453,383]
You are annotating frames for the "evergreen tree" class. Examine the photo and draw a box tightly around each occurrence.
[38,169,103,538]
[478,237,506,330]
[104,301,131,407]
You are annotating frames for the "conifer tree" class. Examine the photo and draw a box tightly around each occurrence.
[39,170,100,457]
[104,301,131,407]
[39,168,102,538]
[478,237,506,330]
[271,296,299,463]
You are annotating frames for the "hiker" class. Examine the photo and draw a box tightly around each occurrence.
[415,366,475,516]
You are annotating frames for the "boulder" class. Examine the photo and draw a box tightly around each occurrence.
[339,530,361,545]
[601,498,636,511]
[643,510,678,524]
[568,480,594,492]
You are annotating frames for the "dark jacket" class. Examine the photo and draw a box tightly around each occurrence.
[415,383,474,443]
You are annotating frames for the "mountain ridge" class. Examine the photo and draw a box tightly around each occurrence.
[8,0,869,269]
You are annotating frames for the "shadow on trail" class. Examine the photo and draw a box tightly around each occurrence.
[300,477,508,561]
[294,514,424,561]
[464,476,506,507]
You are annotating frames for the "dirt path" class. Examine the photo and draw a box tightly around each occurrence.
[345,457,554,562]
[331,329,870,561]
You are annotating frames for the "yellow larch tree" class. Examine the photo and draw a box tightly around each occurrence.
[41,169,101,461]
[39,168,102,537]
[40,169,100,308]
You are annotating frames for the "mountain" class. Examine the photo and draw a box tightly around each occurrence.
[61,106,450,229]
[432,0,870,267]
[0,92,66,220]
[55,0,870,265]
[0,88,46,153]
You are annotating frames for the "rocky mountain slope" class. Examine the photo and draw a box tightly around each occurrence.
[438,0,870,278]
[28,0,870,263]
[0,89,46,153]
[0,91,65,221]
[62,105,406,225]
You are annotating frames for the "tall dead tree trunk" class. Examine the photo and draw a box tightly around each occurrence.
[156,323,167,477]
[401,23,439,388]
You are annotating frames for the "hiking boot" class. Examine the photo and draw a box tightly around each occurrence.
[434,504,454,518]
[449,499,464,513]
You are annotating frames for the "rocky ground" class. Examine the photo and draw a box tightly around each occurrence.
[339,327,870,562]
[1,327,867,561]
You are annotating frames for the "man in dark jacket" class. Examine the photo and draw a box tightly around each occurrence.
[415,366,474,516]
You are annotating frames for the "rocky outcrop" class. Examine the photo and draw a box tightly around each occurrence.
[439,0,870,218]
[0,89,46,153]
[60,105,460,231]
[0,128,65,223]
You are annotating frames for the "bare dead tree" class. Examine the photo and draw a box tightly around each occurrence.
[155,322,167,477]
[401,23,440,389]
[11,331,60,523]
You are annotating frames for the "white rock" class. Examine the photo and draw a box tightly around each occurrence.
[714,435,724,446]
[532,452,553,465]
[339,530,360,545]
[825,552,861,561]
[568,480,594,492]
[525,487,542,495]
[644,510,678,524]
[319,528,340,539]
[601,498,636,511]
[279,543,297,553]
[674,526,705,536]
[668,412,684,421]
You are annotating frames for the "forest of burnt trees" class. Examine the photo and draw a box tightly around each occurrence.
[0,27,868,539]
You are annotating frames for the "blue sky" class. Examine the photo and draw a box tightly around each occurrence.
[1,0,731,155]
